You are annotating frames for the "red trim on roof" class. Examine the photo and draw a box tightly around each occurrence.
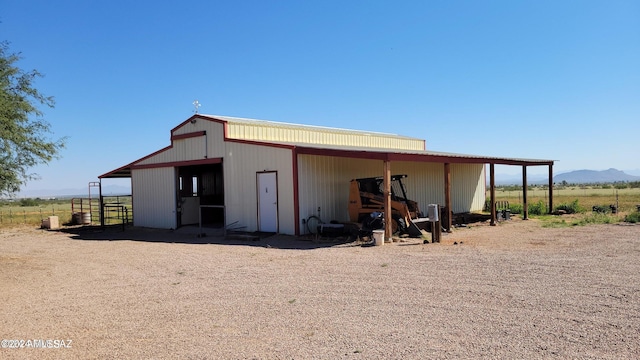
[170,115,226,135]
[295,147,389,160]
[295,146,553,167]
[225,138,296,150]
[132,158,223,170]
[99,145,173,178]
[171,131,206,141]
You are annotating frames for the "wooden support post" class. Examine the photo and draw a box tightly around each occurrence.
[522,165,529,220]
[490,163,496,226]
[383,160,392,242]
[548,164,554,214]
[444,163,452,232]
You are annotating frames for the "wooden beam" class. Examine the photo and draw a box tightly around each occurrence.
[444,163,452,232]
[383,160,392,242]
[522,166,529,220]
[490,163,496,226]
[548,164,554,214]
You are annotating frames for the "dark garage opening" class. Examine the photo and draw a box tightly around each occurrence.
[177,163,224,227]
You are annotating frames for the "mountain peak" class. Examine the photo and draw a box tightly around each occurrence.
[554,169,640,184]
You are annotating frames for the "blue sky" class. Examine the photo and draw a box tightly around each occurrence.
[3,0,639,195]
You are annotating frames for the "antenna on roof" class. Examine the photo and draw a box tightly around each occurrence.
[193,100,201,114]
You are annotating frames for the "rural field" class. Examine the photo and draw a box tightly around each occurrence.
[494,186,640,214]
[1,187,639,228]
[1,217,639,359]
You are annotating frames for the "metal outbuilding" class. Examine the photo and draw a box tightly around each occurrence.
[100,114,554,237]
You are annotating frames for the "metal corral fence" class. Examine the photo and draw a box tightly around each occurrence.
[102,195,133,227]
[0,205,74,226]
[0,195,133,227]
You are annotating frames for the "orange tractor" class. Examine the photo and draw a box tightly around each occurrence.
[348,174,429,237]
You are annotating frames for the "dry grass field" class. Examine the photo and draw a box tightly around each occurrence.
[1,219,639,359]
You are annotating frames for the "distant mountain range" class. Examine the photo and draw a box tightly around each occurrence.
[554,168,640,184]
[495,168,640,185]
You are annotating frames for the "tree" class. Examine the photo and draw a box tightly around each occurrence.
[0,41,65,196]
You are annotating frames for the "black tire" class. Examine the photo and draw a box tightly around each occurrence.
[306,215,321,234]
[392,214,407,235]
[362,214,383,230]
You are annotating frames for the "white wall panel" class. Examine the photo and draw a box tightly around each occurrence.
[223,142,294,234]
[132,167,177,229]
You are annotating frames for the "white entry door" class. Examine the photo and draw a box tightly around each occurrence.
[257,172,278,232]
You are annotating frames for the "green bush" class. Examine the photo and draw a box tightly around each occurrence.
[509,203,523,214]
[528,200,547,215]
[554,199,584,214]
[625,212,640,223]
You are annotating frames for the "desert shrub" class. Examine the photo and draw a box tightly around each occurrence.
[528,200,547,215]
[625,212,640,223]
[574,213,615,225]
[591,205,612,214]
[554,199,584,214]
[19,198,41,207]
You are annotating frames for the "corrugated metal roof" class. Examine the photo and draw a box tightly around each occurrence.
[241,140,555,166]
[100,114,554,179]
[203,114,422,141]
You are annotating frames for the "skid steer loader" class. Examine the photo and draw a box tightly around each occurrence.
[348,174,430,237]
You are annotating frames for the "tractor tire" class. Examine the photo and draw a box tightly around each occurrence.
[392,214,407,235]
[363,215,383,231]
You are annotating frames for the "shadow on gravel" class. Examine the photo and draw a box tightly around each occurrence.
[59,225,359,250]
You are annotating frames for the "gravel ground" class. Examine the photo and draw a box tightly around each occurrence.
[1,219,639,359]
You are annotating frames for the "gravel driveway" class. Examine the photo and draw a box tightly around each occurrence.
[1,219,639,359]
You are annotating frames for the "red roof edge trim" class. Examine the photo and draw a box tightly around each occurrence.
[171,131,206,141]
[131,157,223,170]
[170,115,228,134]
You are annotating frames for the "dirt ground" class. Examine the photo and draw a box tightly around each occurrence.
[1,218,639,359]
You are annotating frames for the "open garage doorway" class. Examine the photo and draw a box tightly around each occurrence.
[177,163,224,228]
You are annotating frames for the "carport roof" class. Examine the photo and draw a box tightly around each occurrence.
[100,121,554,179]
[271,141,554,166]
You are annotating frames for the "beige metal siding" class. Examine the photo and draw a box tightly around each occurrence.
[297,157,447,228]
[392,161,445,211]
[132,167,176,229]
[394,162,485,213]
[223,142,295,234]
[298,155,383,230]
[173,120,226,158]
[451,163,486,212]
[297,157,486,230]
[137,121,226,165]
[226,122,424,151]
